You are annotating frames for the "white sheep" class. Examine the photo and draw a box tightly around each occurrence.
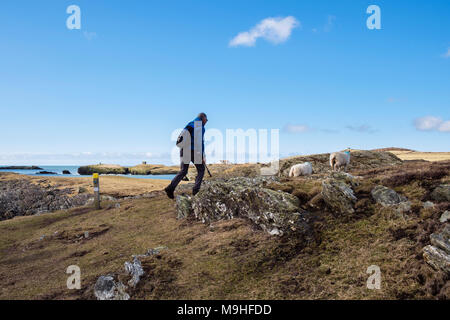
[330,151,351,171]
[289,162,313,177]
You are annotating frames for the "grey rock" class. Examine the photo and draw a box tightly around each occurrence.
[371,185,408,206]
[321,178,357,215]
[176,195,192,219]
[423,201,435,209]
[124,257,144,287]
[440,211,450,223]
[0,179,93,221]
[94,275,130,300]
[423,245,450,274]
[423,225,450,274]
[176,179,314,237]
[430,184,450,202]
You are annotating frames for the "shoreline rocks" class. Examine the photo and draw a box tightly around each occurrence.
[0,179,93,221]
[77,164,178,176]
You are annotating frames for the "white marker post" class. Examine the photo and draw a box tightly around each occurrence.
[93,173,100,209]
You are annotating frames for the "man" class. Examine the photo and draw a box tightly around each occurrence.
[164,113,208,199]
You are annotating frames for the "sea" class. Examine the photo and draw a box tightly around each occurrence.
[0,165,176,180]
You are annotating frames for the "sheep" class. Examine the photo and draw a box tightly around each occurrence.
[289,162,313,177]
[330,151,351,172]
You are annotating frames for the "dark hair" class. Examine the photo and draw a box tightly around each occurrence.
[198,112,207,121]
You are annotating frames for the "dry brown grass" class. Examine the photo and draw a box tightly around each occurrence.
[389,151,450,162]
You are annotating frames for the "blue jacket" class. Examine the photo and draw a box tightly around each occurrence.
[185,117,205,152]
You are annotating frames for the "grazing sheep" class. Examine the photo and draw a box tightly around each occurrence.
[289,162,313,177]
[330,151,351,171]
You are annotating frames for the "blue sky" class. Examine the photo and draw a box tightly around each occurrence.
[0,0,449,165]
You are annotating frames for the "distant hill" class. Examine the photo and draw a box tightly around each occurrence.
[371,147,415,152]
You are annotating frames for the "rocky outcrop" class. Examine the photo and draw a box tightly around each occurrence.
[37,171,57,175]
[78,165,129,175]
[94,246,167,300]
[321,172,357,215]
[94,275,130,300]
[371,185,411,214]
[423,225,450,275]
[0,179,93,220]
[440,211,450,223]
[129,164,179,175]
[176,195,192,219]
[176,177,314,237]
[78,164,178,176]
[430,185,450,202]
[371,185,407,206]
[62,170,71,175]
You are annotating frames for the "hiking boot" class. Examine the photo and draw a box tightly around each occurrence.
[193,189,200,196]
[164,187,174,199]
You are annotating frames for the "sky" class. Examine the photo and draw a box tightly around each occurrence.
[0,0,449,165]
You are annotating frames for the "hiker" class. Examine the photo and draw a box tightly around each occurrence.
[164,113,208,199]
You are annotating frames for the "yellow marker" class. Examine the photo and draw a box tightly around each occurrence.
[93,173,100,209]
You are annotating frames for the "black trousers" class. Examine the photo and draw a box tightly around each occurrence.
[166,150,205,194]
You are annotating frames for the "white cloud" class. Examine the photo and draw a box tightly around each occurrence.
[414,116,450,132]
[229,16,299,47]
[442,48,450,58]
[283,123,310,134]
[346,124,377,133]
[438,121,450,132]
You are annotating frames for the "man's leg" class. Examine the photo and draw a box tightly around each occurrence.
[165,162,189,199]
[192,163,205,195]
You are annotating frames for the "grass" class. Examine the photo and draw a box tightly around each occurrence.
[0,156,449,300]
[389,151,450,162]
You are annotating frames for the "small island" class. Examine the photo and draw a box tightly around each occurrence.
[77,163,179,176]
[0,166,43,170]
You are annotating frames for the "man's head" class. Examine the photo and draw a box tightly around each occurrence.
[198,112,208,125]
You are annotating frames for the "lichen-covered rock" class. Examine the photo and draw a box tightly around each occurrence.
[371,185,408,206]
[177,178,313,237]
[0,179,93,221]
[321,178,357,215]
[124,257,144,287]
[440,211,450,223]
[423,246,450,274]
[430,185,450,202]
[176,195,192,219]
[423,225,450,275]
[94,275,130,300]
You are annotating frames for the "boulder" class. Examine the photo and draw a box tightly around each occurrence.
[423,225,450,275]
[430,185,450,202]
[124,257,144,288]
[37,171,57,175]
[371,185,408,206]
[176,178,314,237]
[440,211,450,223]
[321,177,357,215]
[176,195,192,219]
[62,170,71,174]
[94,275,130,300]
